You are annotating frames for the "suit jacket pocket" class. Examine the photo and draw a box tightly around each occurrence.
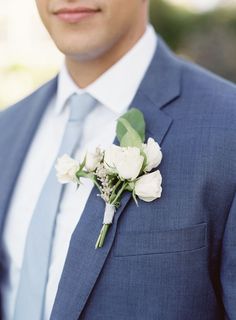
[113,222,207,257]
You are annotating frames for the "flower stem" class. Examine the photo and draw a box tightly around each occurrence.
[109,179,122,203]
[95,224,110,248]
[111,181,129,205]
[95,181,128,249]
[77,171,102,193]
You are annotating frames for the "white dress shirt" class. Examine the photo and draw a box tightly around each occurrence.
[2,24,157,320]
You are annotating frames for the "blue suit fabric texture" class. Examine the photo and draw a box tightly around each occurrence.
[0,35,236,320]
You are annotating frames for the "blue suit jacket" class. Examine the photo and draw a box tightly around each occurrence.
[0,36,236,320]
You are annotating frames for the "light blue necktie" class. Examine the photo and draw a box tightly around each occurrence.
[13,93,96,320]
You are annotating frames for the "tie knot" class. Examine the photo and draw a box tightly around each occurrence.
[68,93,96,122]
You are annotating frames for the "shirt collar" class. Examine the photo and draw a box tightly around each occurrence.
[54,24,158,116]
[54,64,83,115]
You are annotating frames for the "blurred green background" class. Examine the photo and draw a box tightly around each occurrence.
[1,0,236,109]
[150,0,236,82]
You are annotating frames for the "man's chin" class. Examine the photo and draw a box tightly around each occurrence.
[53,43,91,61]
[59,49,101,63]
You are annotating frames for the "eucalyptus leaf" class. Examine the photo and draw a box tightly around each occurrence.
[118,118,142,148]
[116,108,145,144]
[120,133,141,148]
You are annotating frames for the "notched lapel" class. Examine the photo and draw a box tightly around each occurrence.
[50,36,182,320]
[50,187,131,320]
[131,90,173,146]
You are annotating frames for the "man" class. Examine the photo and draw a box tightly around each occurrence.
[0,0,235,319]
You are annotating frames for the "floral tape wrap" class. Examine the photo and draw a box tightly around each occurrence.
[103,203,116,224]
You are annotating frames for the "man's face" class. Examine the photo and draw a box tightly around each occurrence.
[36,0,148,61]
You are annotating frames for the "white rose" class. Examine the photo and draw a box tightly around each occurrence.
[104,145,144,180]
[85,148,102,172]
[134,170,162,202]
[104,145,120,173]
[142,138,162,172]
[114,147,144,180]
[55,154,79,184]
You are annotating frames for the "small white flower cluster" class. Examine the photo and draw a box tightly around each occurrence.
[56,137,162,203]
[55,155,79,184]
[85,147,103,172]
[95,162,113,203]
[104,137,162,202]
[56,147,102,184]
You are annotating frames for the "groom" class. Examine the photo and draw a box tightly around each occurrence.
[0,0,236,319]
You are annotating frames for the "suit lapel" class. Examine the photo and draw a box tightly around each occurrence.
[0,78,58,237]
[51,36,182,320]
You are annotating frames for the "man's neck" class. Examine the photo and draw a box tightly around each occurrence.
[65,24,147,89]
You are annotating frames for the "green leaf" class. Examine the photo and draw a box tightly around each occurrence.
[76,170,102,192]
[118,118,142,148]
[125,181,135,192]
[116,108,145,144]
[78,155,86,172]
[76,170,88,179]
[125,185,133,192]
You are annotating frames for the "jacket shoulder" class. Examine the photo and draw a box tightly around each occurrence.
[180,58,236,113]
[0,76,57,122]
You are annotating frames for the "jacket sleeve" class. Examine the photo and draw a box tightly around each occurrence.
[220,191,236,319]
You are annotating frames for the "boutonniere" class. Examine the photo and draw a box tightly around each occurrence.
[55,108,163,249]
